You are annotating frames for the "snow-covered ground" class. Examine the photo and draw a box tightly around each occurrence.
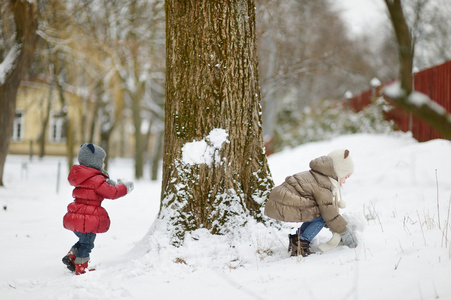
[1,133,451,300]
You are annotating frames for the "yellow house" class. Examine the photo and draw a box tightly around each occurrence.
[10,81,71,156]
[9,80,134,158]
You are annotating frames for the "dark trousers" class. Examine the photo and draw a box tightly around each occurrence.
[72,231,96,258]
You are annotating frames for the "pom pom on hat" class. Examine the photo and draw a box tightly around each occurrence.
[78,143,106,170]
[327,149,354,180]
[338,200,346,208]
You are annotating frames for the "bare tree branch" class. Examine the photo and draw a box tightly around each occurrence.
[383,0,451,139]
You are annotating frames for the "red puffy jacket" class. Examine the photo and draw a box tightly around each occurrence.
[63,165,127,233]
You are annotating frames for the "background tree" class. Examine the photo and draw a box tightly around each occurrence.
[403,0,451,69]
[3,0,449,189]
[111,0,165,179]
[383,0,451,139]
[30,0,165,175]
[158,0,274,244]
[0,0,39,186]
[64,0,165,177]
[255,0,381,150]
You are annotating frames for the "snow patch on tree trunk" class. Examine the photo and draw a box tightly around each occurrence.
[182,128,229,166]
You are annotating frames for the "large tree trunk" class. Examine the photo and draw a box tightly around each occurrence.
[0,0,39,186]
[160,0,274,245]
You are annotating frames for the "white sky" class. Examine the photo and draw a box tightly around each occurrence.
[331,0,389,37]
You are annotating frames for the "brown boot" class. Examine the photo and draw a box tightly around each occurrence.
[291,239,313,257]
[298,240,313,257]
[288,234,298,255]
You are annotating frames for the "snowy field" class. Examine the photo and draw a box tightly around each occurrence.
[1,133,451,300]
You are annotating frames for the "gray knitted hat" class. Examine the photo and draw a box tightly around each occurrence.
[78,143,106,170]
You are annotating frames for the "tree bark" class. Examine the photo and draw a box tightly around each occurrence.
[160,0,273,244]
[0,0,39,186]
[384,0,414,94]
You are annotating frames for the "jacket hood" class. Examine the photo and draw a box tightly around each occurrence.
[68,164,104,186]
[309,156,338,180]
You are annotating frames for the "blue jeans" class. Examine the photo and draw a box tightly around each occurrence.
[296,216,326,242]
[72,232,96,258]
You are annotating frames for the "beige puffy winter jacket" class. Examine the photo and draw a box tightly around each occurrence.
[264,156,347,234]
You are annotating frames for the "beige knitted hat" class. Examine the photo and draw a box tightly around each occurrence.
[327,149,354,179]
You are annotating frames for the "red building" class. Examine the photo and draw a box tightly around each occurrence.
[348,61,451,142]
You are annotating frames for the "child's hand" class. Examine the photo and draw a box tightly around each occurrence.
[124,181,134,193]
[118,179,134,193]
[341,228,358,248]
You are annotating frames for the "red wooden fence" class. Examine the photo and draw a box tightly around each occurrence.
[348,60,451,142]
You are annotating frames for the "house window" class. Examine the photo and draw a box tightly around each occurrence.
[49,111,66,143]
[11,111,24,141]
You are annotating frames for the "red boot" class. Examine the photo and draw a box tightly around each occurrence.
[75,261,89,275]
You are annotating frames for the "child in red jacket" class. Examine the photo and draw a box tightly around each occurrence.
[62,143,134,275]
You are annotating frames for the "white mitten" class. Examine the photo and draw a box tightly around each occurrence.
[118,178,134,193]
[318,232,341,253]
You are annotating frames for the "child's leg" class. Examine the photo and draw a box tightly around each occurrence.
[73,232,96,274]
[71,241,80,254]
[296,216,326,242]
[62,239,81,272]
[73,231,96,261]
[297,220,312,237]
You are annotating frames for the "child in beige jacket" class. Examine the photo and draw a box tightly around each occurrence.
[264,149,358,256]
